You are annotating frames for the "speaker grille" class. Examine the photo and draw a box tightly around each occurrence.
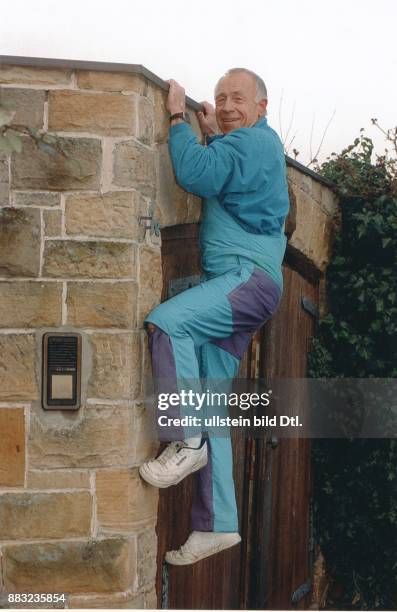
[48,336,78,369]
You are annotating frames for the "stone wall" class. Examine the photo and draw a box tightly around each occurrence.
[0,58,339,608]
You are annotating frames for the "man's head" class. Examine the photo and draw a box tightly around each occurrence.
[214,68,268,134]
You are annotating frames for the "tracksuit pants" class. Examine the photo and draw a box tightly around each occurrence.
[144,256,282,533]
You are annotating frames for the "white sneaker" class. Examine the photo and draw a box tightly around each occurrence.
[165,531,242,565]
[139,441,207,488]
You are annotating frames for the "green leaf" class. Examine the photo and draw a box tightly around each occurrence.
[382,237,391,248]
[0,109,15,127]
[36,141,59,156]
[41,133,58,145]
[0,135,14,155]
[5,130,22,153]
[27,127,40,139]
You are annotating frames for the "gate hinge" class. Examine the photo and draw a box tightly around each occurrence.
[301,295,319,319]
[139,202,161,237]
[291,578,312,604]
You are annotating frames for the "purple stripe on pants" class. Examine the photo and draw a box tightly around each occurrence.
[190,440,214,531]
[213,267,282,359]
[146,325,184,442]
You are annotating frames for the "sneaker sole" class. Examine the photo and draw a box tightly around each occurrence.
[138,456,207,488]
[165,534,242,565]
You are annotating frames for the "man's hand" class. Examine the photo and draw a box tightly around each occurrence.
[197,102,222,137]
[166,79,186,115]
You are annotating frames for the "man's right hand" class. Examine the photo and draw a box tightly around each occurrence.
[197,102,222,137]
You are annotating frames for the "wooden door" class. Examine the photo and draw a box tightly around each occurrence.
[248,263,319,610]
[154,224,319,609]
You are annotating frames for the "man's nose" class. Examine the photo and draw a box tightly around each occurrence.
[223,97,233,111]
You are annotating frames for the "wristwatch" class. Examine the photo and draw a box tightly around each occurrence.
[169,112,191,124]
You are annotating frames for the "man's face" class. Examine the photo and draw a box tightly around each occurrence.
[215,72,268,134]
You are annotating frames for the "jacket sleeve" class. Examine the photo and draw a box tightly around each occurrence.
[168,122,265,198]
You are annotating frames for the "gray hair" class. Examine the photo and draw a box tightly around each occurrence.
[215,68,268,103]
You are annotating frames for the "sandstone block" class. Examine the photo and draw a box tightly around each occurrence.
[67,281,137,329]
[0,208,40,277]
[137,246,162,327]
[0,335,37,401]
[29,404,133,469]
[0,408,25,487]
[11,136,101,191]
[137,528,157,589]
[153,88,168,143]
[0,491,91,539]
[157,142,190,226]
[0,157,9,206]
[130,403,158,465]
[311,177,322,204]
[27,470,90,489]
[2,538,136,594]
[88,333,141,400]
[300,173,313,195]
[96,468,158,530]
[13,191,60,207]
[189,108,204,139]
[42,240,134,279]
[186,194,203,224]
[137,97,154,145]
[321,185,339,216]
[144,589,158,609]
[286,165,303,188]
[0,282,62,327]
[69,590,145,609]
[0,88,45,129]
[113,140,156,199]
[43,209,62,236]
[76,70,147,94]
[290,188,335,272]
[65,191,147,240]
[0,65,72,86]
[48,90,136,136]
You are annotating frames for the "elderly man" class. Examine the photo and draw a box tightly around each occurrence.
[139,68,289,565]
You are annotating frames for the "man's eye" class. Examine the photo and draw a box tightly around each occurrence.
[233,98,243,103]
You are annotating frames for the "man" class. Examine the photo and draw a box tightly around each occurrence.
[139,68,289,565]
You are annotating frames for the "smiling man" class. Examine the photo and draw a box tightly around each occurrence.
[139,68,289,565]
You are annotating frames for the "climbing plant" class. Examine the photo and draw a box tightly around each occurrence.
[0,100,81,174]
[308,124,397,609]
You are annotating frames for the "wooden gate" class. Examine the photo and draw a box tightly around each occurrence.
[154,223,319,609]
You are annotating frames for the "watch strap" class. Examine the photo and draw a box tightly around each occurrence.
[169,112,191,124]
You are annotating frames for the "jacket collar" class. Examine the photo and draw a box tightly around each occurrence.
[253,116,268,129]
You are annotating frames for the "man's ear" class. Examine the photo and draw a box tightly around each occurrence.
[258,99,268,117]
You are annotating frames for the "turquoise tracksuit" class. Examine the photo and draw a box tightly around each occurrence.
[145,117,289,532]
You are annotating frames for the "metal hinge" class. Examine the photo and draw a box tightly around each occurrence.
[139,202,161,237]
[291,578,312,604]
[301,295,319,319]
[266,435,279,448]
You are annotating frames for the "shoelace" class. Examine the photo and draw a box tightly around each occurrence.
[154,441,186,466]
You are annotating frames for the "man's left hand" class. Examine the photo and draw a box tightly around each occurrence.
[166,79,186,115]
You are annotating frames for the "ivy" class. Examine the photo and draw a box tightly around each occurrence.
[309,128,397,609]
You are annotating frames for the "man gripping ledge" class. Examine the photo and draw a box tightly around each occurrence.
[139,68,289,565]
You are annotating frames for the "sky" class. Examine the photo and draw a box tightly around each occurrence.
[1,0,396,166]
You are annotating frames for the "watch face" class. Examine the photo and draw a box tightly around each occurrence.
[184,112,191,124]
